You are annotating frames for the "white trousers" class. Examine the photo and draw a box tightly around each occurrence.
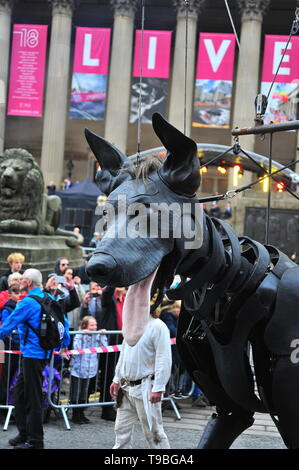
[113,391,170,449]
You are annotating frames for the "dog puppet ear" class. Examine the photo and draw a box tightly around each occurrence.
[85,128,131,195]
[152,113,200,196]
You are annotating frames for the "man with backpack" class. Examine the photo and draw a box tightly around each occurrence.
[0,269,70,449]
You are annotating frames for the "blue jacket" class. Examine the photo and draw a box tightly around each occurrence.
[0,287,70,359]
[1,299,17,324]
[1,299,20,348]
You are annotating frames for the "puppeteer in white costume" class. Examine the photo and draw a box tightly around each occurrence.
[110,312,172,449]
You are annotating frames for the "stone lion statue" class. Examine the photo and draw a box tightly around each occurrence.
[0,148,83,246]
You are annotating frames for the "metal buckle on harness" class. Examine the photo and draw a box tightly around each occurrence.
[224,189,237,199]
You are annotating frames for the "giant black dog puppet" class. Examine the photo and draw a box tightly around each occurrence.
[85,113,299,449]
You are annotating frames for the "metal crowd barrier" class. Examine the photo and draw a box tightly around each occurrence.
[48,330,121,430]
[0,335,22,431]
[0,330,194,431]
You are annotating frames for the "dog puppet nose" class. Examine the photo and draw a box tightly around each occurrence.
[86,253,117,284]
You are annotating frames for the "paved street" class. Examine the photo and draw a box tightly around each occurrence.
[0,400,286,450]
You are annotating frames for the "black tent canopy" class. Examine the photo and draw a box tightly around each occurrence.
[56,179,103,245]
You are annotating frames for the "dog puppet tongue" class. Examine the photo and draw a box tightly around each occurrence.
[122,267,159,346]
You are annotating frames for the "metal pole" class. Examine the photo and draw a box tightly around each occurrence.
[232,120,299,136]
[265,134,273,245]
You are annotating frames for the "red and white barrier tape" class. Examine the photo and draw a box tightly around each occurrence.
[0,337,176,356]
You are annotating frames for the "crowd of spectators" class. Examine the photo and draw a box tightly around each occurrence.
[0,250,209,434]
[204,200,232,220]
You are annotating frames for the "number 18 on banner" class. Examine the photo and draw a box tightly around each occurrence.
[7,24,48,117]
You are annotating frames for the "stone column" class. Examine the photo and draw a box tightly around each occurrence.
[104,0,138,153]
[0,0,13,154]
[232,0,270,152]
[169,0,205,136]
[40,0,75,187]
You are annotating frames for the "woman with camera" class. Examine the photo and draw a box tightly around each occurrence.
[80,281,103,325]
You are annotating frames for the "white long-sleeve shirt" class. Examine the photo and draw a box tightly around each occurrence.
[113,315,172,395]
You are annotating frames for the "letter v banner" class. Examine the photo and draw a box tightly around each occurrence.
[260,35,299,124]
[193,32,236,128]
[70,27,111,120]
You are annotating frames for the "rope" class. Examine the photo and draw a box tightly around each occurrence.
[266,33,293,104]
[234,158,299,194]
[183,0,189,135]
[265,5,299,110]
[224,0,240,50]
[198,158,299,204]
[199,145,235,169]
[239,147,299,201]
[136,0,146,166]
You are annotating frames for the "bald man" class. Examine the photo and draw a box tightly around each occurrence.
[0,269,70,449]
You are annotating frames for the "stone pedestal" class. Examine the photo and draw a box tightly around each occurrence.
[0,233,83,280]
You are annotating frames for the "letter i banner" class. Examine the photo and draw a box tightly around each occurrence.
[260,35,299,124]
[70,27,111,120]
[192,32,236,128]
[7,24,48,117]
[130,30,172,124]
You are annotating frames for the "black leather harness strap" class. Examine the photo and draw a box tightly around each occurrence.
[166,216,226,302]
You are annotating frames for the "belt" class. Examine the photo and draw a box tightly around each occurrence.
[120,375,155,387]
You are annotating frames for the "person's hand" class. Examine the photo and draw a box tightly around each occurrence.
[150,391,163,403]
[83,292,91,306]
[59,347,70,360]
[110,382,120,398]
[65,278,75,290]
[99,328,107,333]
[45,276,58,292]
[73,276,81,285]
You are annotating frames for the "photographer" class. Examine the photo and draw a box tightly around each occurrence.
[60,268,86,331]
[80,281,102,324]
[44,273,80,315]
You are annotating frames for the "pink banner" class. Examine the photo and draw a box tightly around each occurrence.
[262,35,299,83]
[130,30,172,124]
[70,27,111,120]
[7,24,48,117]
[193,33,236,128]
[133,30,172,78]
[73,27,111,75]
[261,35,299,124]
[196,33,236,81]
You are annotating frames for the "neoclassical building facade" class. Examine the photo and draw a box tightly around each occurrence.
[0,0,298,190]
